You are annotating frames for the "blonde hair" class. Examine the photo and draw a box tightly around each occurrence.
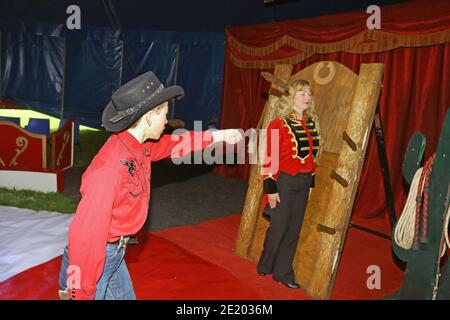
[280,79,322,161]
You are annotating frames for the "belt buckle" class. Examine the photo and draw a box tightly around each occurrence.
[117,236,130,251]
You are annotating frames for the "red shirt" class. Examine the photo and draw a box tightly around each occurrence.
[262,114,317,180]
[261,114,319,210]
[67,130,214,299]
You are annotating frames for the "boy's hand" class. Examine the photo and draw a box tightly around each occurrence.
[212,129,243,144]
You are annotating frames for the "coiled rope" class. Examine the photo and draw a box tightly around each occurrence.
[394,167,424,250]
[394,154,449,256]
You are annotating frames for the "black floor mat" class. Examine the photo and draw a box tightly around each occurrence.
[144,159,248,231]
[64,157,248,231]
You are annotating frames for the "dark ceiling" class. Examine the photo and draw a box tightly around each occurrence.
[0,0,409,31]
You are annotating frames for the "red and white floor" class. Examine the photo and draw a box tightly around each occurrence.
[0,206,403,300]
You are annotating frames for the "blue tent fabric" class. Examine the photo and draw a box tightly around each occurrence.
[63,29,123,129]
[175,43,225,130]
[1,24,64,118]
[0,0,405,32]
[24,118,50,136]
[0,18,225,130]
[120,30,225,130]
[0,116,21,125]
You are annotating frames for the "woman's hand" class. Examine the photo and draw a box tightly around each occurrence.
[268,193,280,209]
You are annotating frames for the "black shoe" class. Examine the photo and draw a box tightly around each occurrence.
[276,280,300,289]
[258,271,267,276]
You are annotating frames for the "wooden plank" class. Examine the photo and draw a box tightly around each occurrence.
[290,61,358,154]
[293,151,340,287]
[307,63,384,299]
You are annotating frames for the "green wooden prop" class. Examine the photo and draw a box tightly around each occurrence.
[391,108,450,299]
[391,132,426,264]
[402,132,426,186]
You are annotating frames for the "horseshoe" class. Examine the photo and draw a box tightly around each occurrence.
[313,62,336,85]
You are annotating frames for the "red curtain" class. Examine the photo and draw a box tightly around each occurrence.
[226,0,450,67]
[216,1,450,219]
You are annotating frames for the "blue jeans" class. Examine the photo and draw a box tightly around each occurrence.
[59,243,136,300]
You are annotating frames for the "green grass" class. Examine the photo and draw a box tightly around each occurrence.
[75,130,111,167]
[0,109,109,212]
[0,187,77,213]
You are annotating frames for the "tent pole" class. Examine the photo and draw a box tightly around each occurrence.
[119,40,124,86]
[374,103,397,230]
[171,43,180,120]
[0,31,3,101]
[60,35,67,120]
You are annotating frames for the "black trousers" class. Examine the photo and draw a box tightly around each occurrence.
[257,172,312,283]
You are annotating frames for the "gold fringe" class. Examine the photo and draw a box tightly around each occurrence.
[230,52,309,69]
[230,29,450,69]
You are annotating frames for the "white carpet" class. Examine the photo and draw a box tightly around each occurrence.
[0,206,73,282]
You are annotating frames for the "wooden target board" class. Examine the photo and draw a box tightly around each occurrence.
[235,61,384,299]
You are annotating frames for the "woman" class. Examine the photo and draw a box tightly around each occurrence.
[257,79,321,289]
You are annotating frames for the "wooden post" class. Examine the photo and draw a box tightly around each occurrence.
[307,63,384,299]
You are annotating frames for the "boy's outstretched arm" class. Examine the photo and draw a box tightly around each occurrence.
[147,128,243,162]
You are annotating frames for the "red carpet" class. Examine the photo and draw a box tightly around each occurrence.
[0,214,403,300]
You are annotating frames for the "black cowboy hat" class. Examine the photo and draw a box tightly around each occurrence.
[102,71,184,132]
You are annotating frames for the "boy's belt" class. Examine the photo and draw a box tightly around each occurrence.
[109,236,132,250]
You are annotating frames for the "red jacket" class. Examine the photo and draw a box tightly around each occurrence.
[261,114,319,208]
[67,130,214,299]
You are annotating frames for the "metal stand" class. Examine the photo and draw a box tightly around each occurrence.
[350,104,396,239]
